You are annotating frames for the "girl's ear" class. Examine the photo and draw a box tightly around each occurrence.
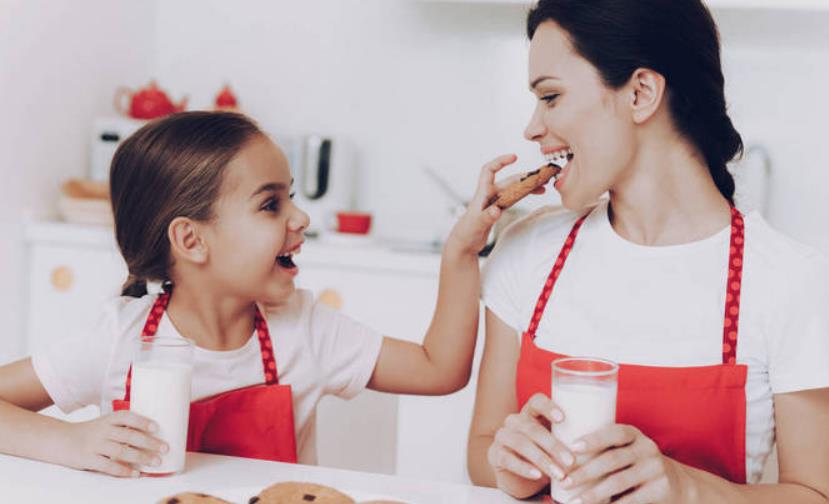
[168,217,208,265]
[627,67,666,125]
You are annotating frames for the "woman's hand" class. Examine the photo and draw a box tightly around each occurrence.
[60,410,168,477]
[487,393,577,488]
[562,424,687,504]
[447,154,547,256]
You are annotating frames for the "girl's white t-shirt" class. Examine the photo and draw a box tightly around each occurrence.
[481,200,829,483]
[31,289,384,465]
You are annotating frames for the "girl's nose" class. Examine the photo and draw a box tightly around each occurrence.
[289,208,310,233]
[524,106,546,142]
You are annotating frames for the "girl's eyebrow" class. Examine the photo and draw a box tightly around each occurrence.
[250,179,294,199]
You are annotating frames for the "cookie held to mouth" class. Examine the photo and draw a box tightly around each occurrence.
[488,163,561,210]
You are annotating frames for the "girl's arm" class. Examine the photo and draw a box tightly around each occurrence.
[0,358,166,477]
[367,154,539,395]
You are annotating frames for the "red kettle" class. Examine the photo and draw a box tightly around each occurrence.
[114,81,187,120]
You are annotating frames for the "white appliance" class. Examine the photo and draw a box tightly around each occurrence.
[281,135,356,236]
[89,116,146,181]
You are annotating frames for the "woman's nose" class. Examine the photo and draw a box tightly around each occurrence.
[524,107,546,142]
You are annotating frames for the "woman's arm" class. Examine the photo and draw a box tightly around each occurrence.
[563,388,829,504]
[368,155,527,395]
[0,358,166,477]
[467,309,574,498]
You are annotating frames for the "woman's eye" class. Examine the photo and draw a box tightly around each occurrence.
[541,93,560,106]
[289,191,296,200]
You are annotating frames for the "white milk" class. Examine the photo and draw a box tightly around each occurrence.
[551,382,617,503]
[130,361,192,474]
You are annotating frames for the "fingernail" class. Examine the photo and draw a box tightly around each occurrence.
[552,409,564,422]
[562,476,574,488]
[549,464,564,480]
[152,457,162,467]
[148,422,158,433]
[572,441,587,452]
[131,470,140,478]
[160,444,169,454]
[561,451,574,467]
[528,468,542,479]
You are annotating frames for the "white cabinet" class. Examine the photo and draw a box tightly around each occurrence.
[24,222,480,483]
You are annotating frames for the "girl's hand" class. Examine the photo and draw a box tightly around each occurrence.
[448,154,547,256]
[562,424,686,504]
[488,393,577,486]
[61,410,168,477]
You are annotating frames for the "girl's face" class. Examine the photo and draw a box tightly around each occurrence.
[525,21,637,210]
[204,136,310,304]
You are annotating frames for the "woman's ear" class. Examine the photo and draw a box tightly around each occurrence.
[168,217,208,265]
[628,68,666,124]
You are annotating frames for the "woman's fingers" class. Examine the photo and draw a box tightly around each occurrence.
[562,444,638,488]
[572,424,638,455]
[493,428,555,480]
[522,393,563,426]
[573,456,663,504]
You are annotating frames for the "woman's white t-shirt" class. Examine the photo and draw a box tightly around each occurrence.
[481,200,829,483]
[31,289,384,465]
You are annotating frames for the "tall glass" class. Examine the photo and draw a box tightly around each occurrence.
[129,336,194,476]
[551,357,619,504]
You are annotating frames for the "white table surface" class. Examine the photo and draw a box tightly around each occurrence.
[0,451,537,503]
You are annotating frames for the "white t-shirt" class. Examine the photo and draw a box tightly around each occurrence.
[32,289,384,465]
[481,200,829,483]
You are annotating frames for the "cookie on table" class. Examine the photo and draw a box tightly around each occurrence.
[156,492,231,504]
[249,481,355,504]
[358,501,408,504]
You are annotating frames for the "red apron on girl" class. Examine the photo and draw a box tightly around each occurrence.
[516,207,748,483]
[113,293,298,463]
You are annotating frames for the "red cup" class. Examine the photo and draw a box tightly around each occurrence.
[336,212,372,234]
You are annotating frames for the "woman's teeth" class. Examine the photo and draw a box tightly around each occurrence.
[545,148,574,170]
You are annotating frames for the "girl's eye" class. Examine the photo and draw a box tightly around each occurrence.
[261,197,280,213]
[541,93,560,106]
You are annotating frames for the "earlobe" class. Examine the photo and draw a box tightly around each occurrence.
[168,217,209,265]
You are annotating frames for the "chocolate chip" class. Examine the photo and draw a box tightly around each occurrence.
[248,497,260,504]
[302,495,317,501]
[167,499,180,504]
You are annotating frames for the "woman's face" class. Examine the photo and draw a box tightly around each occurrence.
[525,21,637,210]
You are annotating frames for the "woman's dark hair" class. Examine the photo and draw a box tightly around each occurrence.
[528,0,743,203]
[110,111,263,297]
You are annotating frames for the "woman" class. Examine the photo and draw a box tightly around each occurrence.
[467,0,829,502]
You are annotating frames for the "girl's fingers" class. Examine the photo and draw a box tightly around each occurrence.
[91,455,139,478]
[108,410,157,434]
[99,439,160,468]
[562,445,638,488]
[108,425,167,454]
[493,429,555,480]
[471,154,518,208]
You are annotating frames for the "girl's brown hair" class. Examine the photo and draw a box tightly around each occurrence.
[110,111,263,297]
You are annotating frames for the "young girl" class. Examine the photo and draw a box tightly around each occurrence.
[0,111,521,477]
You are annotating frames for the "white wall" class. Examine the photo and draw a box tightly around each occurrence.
[0,0,155,362]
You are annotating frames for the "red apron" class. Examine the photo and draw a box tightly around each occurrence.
[516,207,748,483]
[113,293,298,463]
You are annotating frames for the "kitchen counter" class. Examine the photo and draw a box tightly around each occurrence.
[0,452,534,503]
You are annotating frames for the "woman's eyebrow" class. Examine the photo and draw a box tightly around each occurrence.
[530,75,561,90]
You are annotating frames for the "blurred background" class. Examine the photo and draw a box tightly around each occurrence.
[0,0,827,482]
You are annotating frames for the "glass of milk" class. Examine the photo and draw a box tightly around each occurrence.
[130,336,194,476]
[550,357,619,504]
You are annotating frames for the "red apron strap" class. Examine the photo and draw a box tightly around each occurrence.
[722,207,745,365]
[524,206,746,366]
[526,212,590,337]
[254,306,279,385]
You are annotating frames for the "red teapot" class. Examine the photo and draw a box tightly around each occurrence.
[114,81,187,120]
